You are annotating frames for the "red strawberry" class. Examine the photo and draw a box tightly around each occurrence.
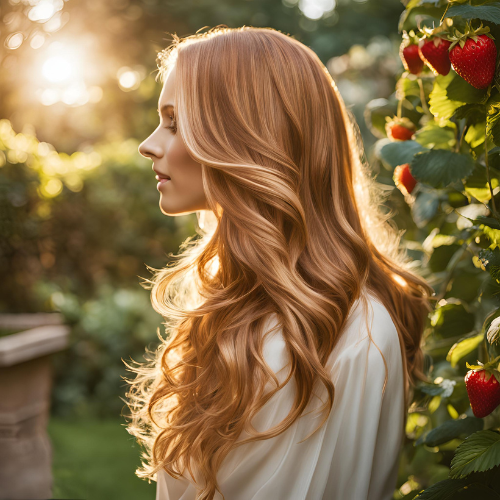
[400,43,424,75]
[418,37,451,76]
[385,117,416,141]
[448,22,497,89]
[394,163,417,196]
[465,363,500,418]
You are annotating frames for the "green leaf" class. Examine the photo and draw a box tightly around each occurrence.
[430,300,476,338]
[476,216,500,230]
[447,332,485,368]
[419,378,457,397]
[465,122,487,148]
[428,243,462,273]
[487,96,500,147]
[489,147,500,170]
[379,140,428,168]
[464,163,500,202]
[484,226,500,248]
[396,76,422,100]
[453,104,488,125]
[430,73,466,125]
[364,98,394,139]
[447,74,490,105]
[414,478,500,499]
[479,248,500,282]
[399,6,447,33]
[446,3,500,25]
[450,430,500,479]
[411,149,475,189]
[416,417,484,447]
[413,121,457,150]
[412,191,440,228]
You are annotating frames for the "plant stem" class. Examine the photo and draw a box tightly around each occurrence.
[456,121,469,153]
[440,3,451,24]
[397,98,402,119]
[484,128,500,218]
[417,78,431,116]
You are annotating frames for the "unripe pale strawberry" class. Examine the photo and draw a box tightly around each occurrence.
[385,117,416,141]
[394,163,417,196]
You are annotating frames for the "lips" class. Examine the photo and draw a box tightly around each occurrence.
[153,168,171,180]
[155,174,171,181]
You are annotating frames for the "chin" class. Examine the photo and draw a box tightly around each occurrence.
[160,204,195,217]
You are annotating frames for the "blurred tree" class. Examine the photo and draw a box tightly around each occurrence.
[0,0,403,152]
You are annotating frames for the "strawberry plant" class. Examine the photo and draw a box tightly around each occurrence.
[365,1,500,497]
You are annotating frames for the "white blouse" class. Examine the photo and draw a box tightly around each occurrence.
[156,291,405,500]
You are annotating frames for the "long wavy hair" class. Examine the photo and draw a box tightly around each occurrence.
[123,26,434,500]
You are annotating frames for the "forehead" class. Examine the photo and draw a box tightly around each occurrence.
[159,65,176,105]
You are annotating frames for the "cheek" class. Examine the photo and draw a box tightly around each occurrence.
[163,137,206,210]
[166,137,203,186]
[166,136,191,167]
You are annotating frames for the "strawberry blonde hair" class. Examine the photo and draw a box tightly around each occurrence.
[123,26,433,500]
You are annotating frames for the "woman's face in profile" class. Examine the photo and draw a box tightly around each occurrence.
[138,65,209,216]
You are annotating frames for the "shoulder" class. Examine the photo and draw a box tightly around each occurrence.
[326,291,402,379]
[342,292,399,352]
[260,294,401,374]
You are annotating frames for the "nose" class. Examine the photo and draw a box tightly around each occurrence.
[138,139,153,159]
[138,132,164,160]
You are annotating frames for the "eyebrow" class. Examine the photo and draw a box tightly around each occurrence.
[157,103,174,115]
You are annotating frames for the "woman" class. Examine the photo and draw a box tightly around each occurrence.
[128,26,433,500]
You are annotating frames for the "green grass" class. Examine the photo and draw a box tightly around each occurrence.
[48,417,155,500]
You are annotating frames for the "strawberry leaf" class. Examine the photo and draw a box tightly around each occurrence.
[430,300,476,339]
[465,122,487,148]
[412,191,440,228]
[450,430,500,479]
[453,103,487,125]
[446,3,500,26]
[447,74,490,104]
[413,121,456,150]
[487,95,500,147]
[414,477,500,499]
[447,332,485,368]
[474,216,500,230]
[364,98,395,139]
[464,162,500,203]
[410,149,475,189]
[429,74,466,124]
[416,416,484,447]
[379,140,428,169]
[418,379,457,398]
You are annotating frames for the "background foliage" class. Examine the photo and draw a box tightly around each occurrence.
[366,0,500,497]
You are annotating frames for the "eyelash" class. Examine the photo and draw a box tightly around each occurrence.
[167,115,177,133]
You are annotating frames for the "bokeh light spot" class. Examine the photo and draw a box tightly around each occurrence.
[42,56,73,83]
[6,32,24,50]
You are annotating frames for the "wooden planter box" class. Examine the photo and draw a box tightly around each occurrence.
[0,313,70,500]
